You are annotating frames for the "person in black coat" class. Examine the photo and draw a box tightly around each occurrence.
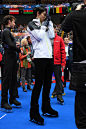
[61,1,86,128]
[1,15,23,112]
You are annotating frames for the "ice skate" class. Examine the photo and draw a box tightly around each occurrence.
[1,103,12,113]
[42,100,58,117]
[9,99,21,108]
[30,105,44,125]
[57,94,64,105]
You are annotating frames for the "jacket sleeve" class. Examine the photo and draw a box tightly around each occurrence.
[19,48,27,60]
[3,30,21,53]
[61,12,73,33]
[27,24,47,42]
[60,37,66,66]
[47,21,55,39]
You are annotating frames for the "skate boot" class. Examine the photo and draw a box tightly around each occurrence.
[16,87,19,98]
[42,100,58,117]
[23,87,27,92]
[51,86,57,98]
[1,102,12,113]
[51,94,57,98]
[9,98,21,108]
[27,85,32,90]
[30,105,44,125]
[57,94,64,105]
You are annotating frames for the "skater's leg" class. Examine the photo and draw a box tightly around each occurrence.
[30,59,47,124]
[54,65,64,104]
[42,59,58,116]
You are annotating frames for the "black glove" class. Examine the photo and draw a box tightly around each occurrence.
[46,15,51,21]
[43,15,51,27]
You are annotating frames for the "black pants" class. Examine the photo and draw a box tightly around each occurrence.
[63,60,70,85]
[31,58,53,107]
[54,64,62,95]
[75,91,86,129]
[1,53,17,103]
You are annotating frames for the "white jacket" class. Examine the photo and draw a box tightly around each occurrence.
[27,18,55,58]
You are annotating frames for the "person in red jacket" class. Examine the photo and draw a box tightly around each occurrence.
[52,24,66,104]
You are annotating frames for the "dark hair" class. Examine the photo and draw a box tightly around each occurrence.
[63,33,68,40]
[27,36,30,40]
[35,6,47,17]
[3,15,16,25]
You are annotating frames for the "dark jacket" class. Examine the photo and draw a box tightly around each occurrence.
[2,27,21,63]
[61,9,86,62]
[2,27,21,54]
[68,43,73,63]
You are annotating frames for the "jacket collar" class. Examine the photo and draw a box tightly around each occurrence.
[33,18,43,26]
[33,18,42,26]
[5,27,11,31]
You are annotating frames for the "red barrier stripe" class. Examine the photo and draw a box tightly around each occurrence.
[0,84,1,90]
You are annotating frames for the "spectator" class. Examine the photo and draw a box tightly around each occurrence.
[51,24,66,104]
[63,35,70,87]
[19,38,32,92]
[27,36,35,85]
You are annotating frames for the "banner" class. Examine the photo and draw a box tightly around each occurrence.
[24,8,33,14]
[56,7,62,13]
[68,6,72,12]
[9,8,19,14]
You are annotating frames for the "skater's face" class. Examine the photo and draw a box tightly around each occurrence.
[8,19,16,29]
[37,11,46,22]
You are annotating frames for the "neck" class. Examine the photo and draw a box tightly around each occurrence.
[84,0,86,4]
[65,44,68,46]
[5,25,10,28]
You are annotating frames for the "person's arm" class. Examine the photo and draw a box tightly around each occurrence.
[3,30,21,53]
[60,37,66,67]
[19,47,30,60]
[47,20,55,39]
[61,12,73,33]
[19,53,27,60]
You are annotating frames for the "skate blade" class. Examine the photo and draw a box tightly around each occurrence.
[57,101,64,105]
[29,118,44,125]
[0,108,13,113]
[10,104,22,108]
[43,113,58,117]
[51,95,57,98]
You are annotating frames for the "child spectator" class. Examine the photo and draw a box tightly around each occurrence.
[19,38,32,92]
